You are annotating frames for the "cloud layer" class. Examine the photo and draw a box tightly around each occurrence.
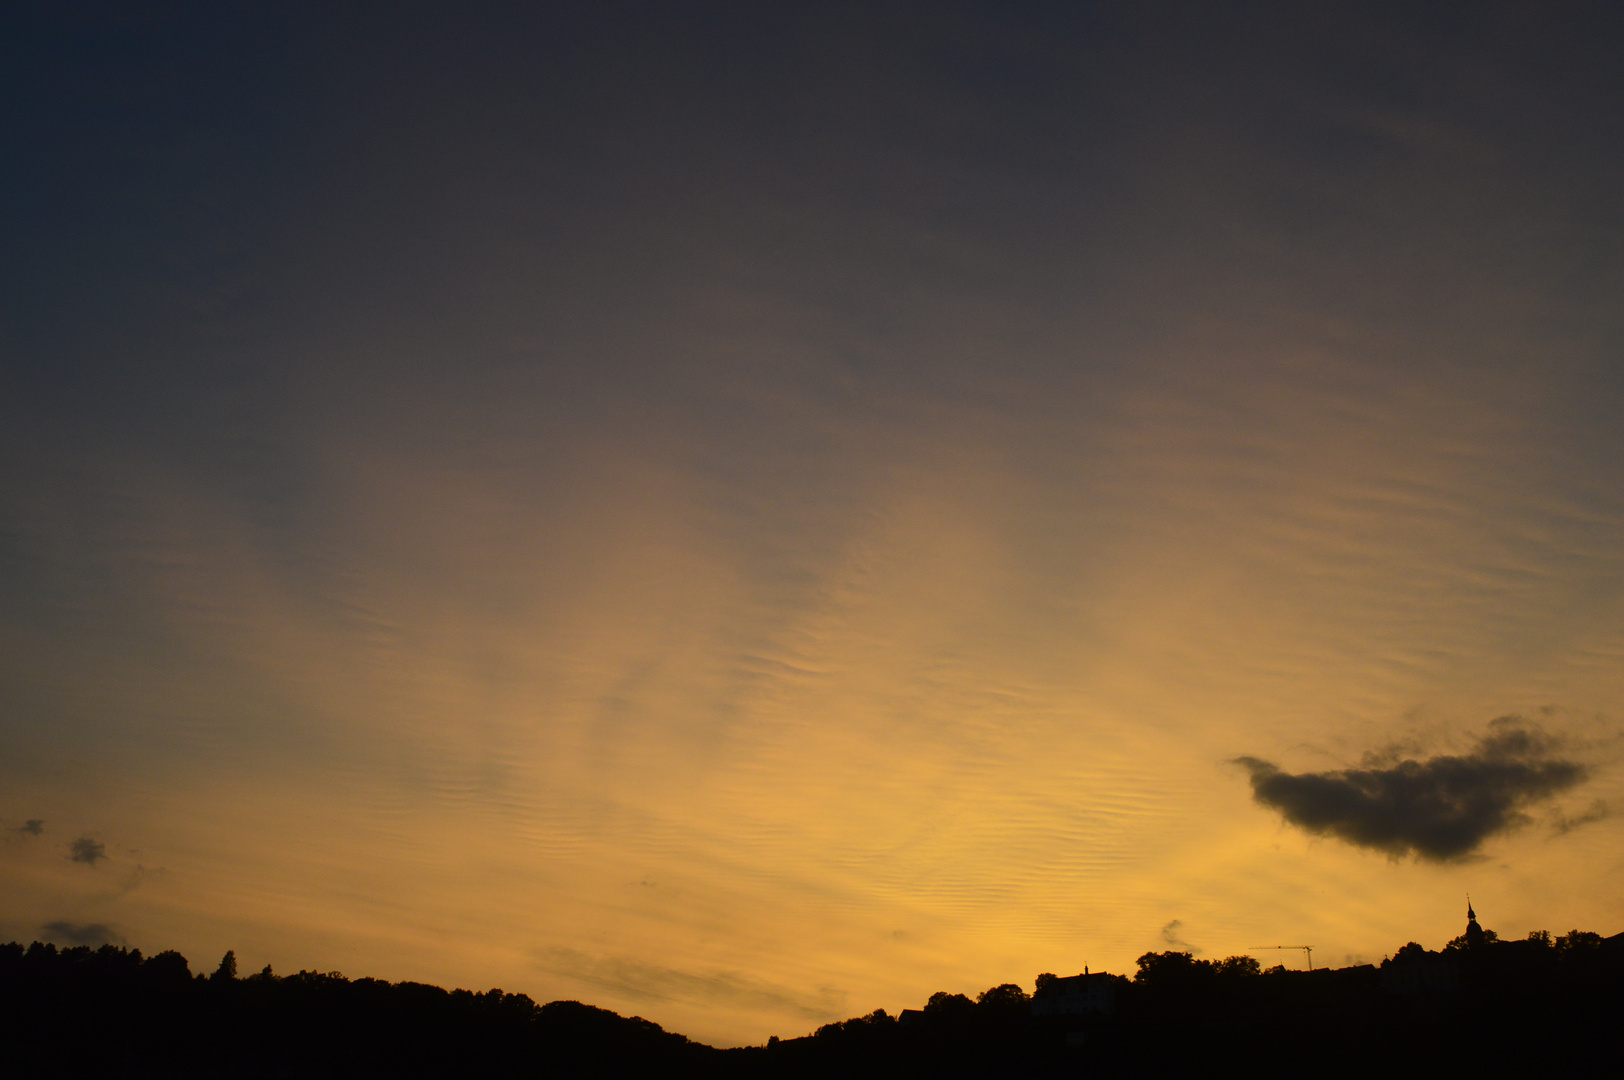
[1237,721,1590,861]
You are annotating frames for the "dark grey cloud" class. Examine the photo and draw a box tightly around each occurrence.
[42,921,123,947]
[15,819,44,836]
[1236,719,1588,861]
[69,836,106,866]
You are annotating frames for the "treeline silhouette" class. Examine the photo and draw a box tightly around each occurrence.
[0,943,709,1079]
[4,924,1620,1077]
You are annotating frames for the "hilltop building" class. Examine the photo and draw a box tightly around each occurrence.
[1380,948,1460,999]
[1380,900,1488,1001]
[1030,971,1116,1017]
[1464,899,1487,949]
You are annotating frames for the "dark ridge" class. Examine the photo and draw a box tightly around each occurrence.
[3,918,1621,1077]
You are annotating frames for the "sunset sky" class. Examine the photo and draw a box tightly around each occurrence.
[4,1,1624,1046]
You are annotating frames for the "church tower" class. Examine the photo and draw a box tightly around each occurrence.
[1465,897,1486,949]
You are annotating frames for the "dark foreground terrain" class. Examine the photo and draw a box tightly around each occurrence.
[4,928,1621,1078]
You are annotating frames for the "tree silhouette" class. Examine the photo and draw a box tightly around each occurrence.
[975,983,1029,1010]
[1556,930,1602,955]
[924,991,974,1018]
[1134,950,1210,987]
[1396,941,1426,959]
[1214,955,1261,978]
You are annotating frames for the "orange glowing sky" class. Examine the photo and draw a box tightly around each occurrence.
[3,2,1623,1046]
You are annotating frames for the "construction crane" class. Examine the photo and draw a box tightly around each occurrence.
[1249,945,1314,971]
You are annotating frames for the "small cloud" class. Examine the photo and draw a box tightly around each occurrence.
[1236,718,1589,861]
[69,836,107,866]
[1550,799,1609,836]
[1160,919,1200,954]
[42,921,124,947]
[16,819,44,836]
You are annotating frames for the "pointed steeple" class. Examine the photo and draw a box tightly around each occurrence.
[1465,895,1485,948]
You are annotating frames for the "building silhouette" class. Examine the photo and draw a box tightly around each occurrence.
[1030,971,1116,1017]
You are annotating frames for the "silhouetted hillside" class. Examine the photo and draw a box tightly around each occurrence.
[0,942,713,1079]
[744,928,1624,1078]
[5,924,1621,1078]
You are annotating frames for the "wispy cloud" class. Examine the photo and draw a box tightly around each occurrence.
[92,863,155,902]
[1550,799,1609,837]
[535,946,846,1022]
[1160,919,1200,955]
[14,819,43,836]
[1236,719,1589,861]
[42,921,123,947]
